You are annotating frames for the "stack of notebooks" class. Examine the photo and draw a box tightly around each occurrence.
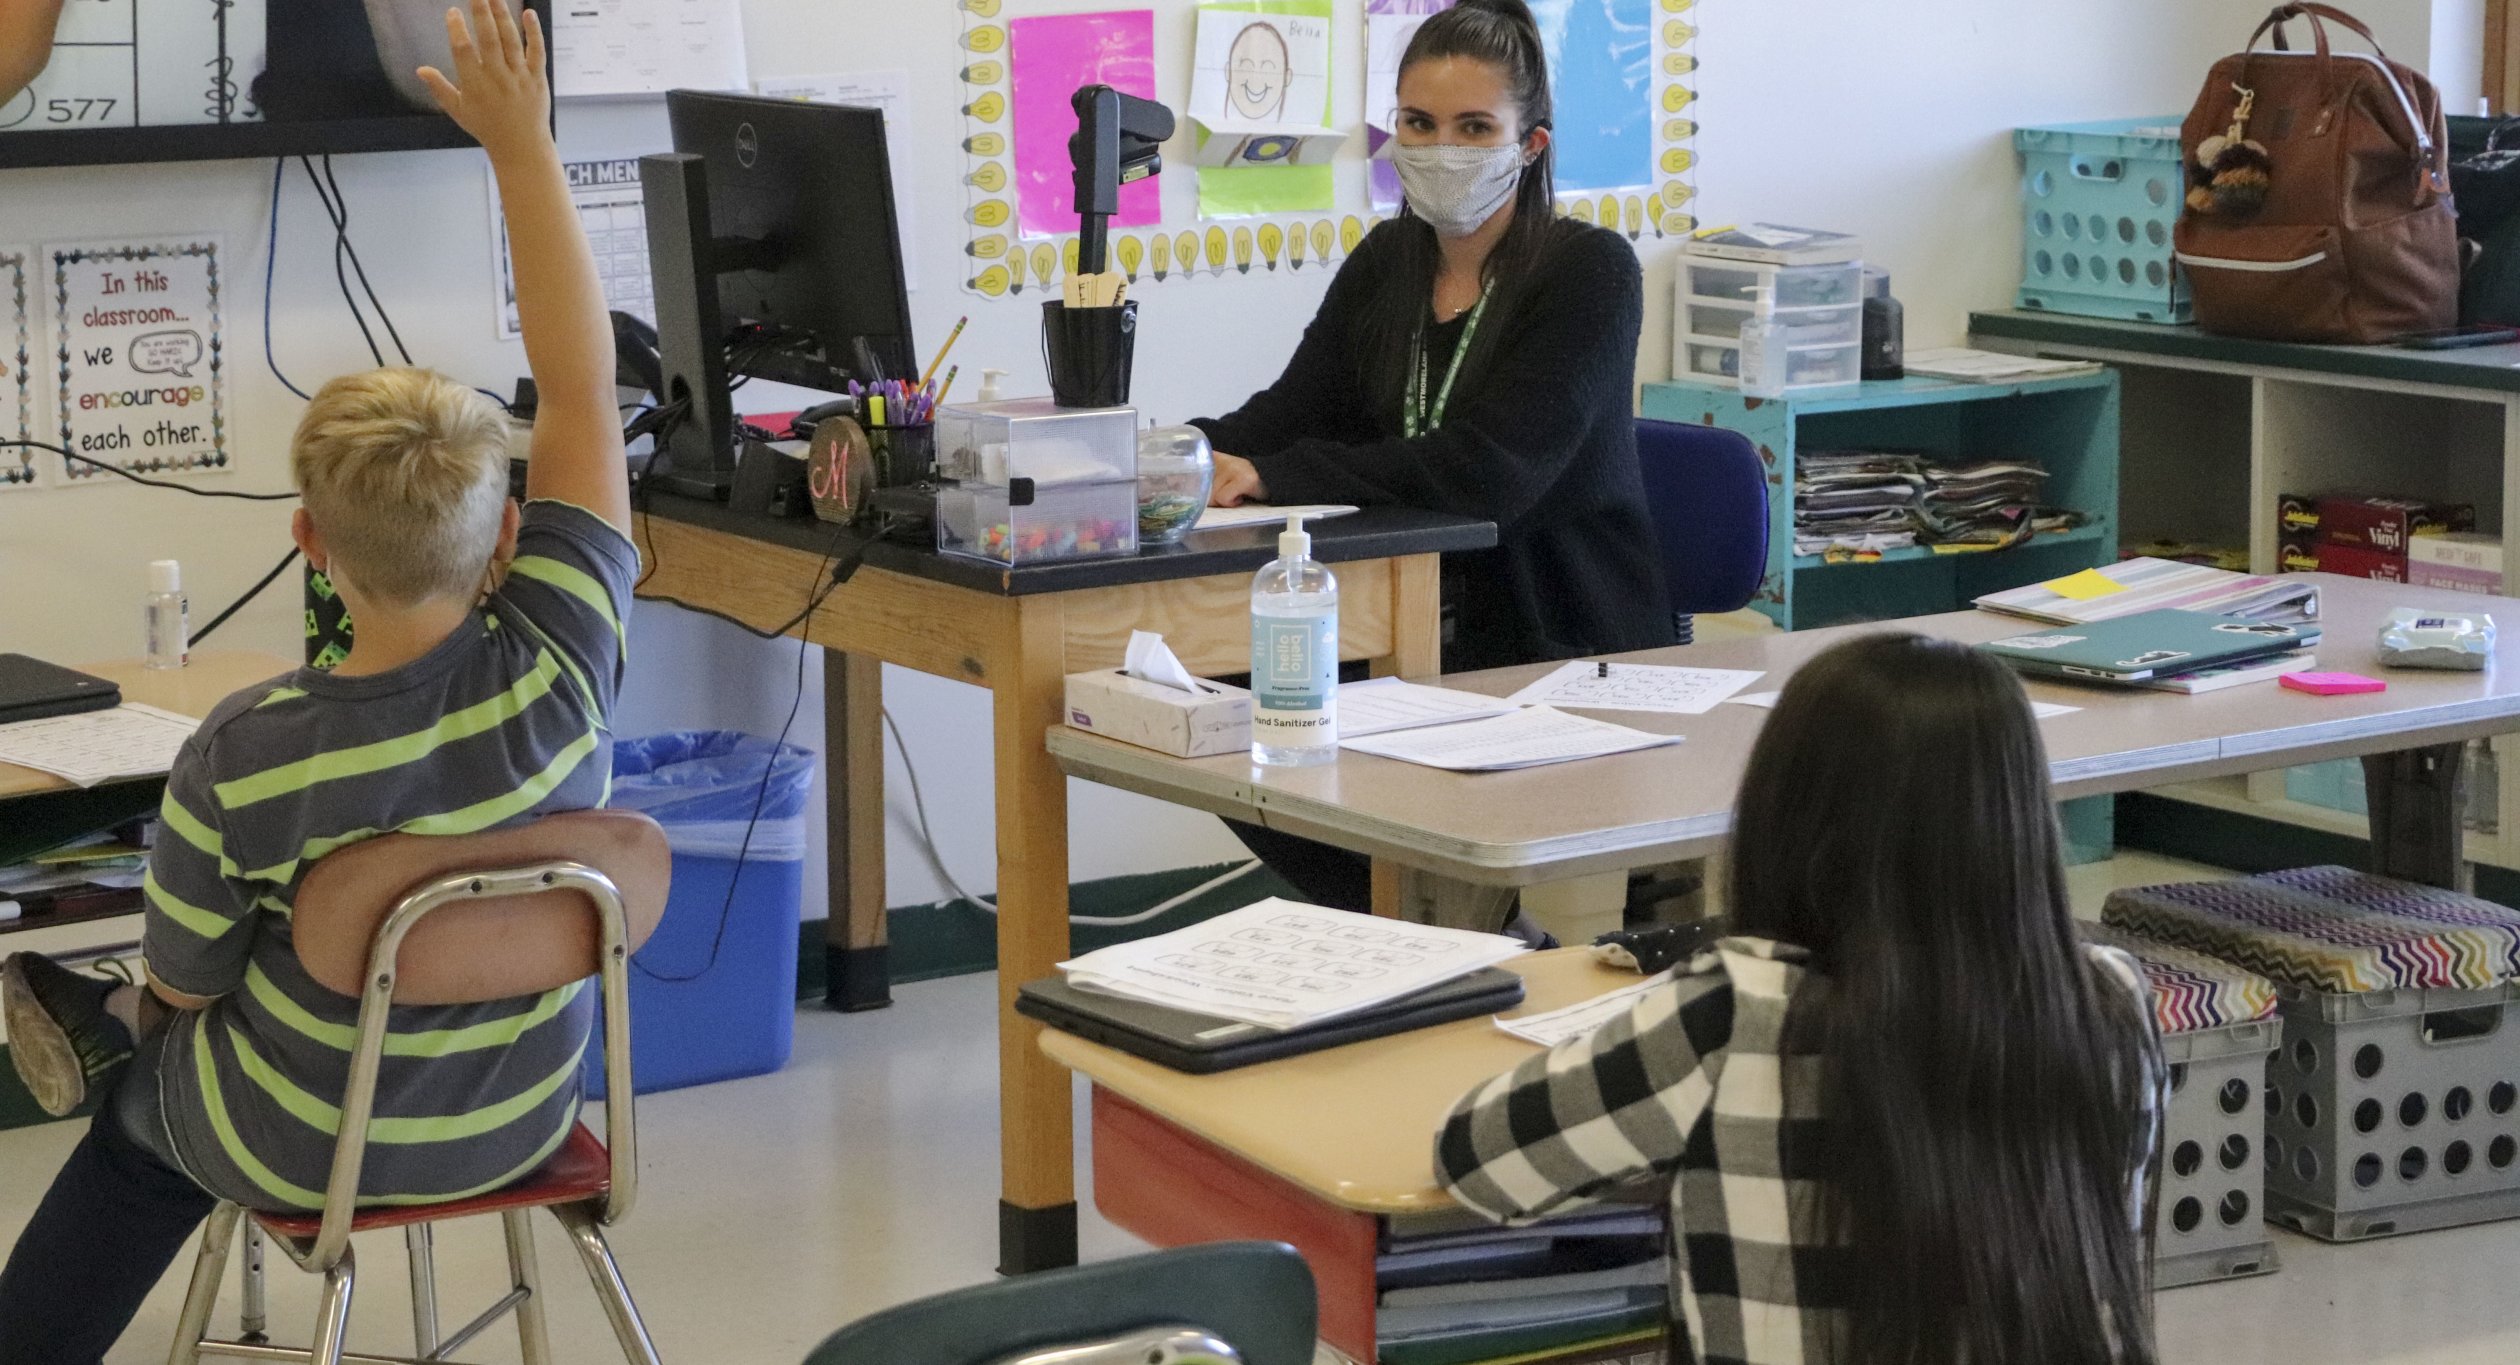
[1372,1207,1670,1365]
[1974,559,2326,693]
[0,833,148,926]
[1793,451,2074,557]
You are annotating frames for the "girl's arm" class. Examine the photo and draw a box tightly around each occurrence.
[0,0,68,107]
[1246,227,1642,531]
[1435,970,1732,1225]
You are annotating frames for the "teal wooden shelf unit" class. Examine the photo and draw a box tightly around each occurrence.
[1638,372,2124,631]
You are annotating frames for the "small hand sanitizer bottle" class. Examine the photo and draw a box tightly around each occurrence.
[1737,281,1791,399]
[145,559,188,670]
[1250,513,1338,766]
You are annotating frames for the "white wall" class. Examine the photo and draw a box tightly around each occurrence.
[0,0,2475,912]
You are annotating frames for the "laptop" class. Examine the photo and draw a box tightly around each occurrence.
[0,655,122,725]
[1017,968,1526,1075]
[1977,609,2321,684]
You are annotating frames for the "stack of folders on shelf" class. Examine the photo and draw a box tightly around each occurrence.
[1973,556,2321,626]
[1373,1206,1670,1365]
[0,835,148,926]
[1793,451,2073,557]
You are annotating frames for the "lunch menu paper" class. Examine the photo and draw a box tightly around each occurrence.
[1061,899,1530,1030]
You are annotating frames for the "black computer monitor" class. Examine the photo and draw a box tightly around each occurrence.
[643,89,916,496]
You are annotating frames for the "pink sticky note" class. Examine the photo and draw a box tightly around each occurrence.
[2281,672,2388,696]
[1011,10,1163,238]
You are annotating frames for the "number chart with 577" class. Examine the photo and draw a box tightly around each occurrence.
[0,0,263,133]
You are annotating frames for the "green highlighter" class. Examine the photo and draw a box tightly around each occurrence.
[1977,608,2322,684]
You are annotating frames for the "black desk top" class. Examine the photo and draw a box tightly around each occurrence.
[637,491,1497,597]
[1971,310,2520,394]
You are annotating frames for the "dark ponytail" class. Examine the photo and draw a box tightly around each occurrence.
[1355,0,1565,422]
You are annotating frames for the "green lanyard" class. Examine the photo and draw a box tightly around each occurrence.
[1405,283,1493,438]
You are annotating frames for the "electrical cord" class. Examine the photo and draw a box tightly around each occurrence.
[298,157,382,367]
[191,547,302,646]
[263,161,313,402]
[316,155,413,366]
[634,523,849,984]
[876,707,1267,926]
[2,439,296,500]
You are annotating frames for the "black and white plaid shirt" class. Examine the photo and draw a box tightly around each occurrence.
[1434,937,2162,1365]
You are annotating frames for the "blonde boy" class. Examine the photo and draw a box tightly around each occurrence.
[0,7,634,1359]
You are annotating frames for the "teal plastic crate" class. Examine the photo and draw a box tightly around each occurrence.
[2016,118,2191,325]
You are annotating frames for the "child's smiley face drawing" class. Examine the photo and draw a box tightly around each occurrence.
[1228,22,1289,121]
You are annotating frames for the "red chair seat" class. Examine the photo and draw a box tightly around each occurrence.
[254,1124,611,1239]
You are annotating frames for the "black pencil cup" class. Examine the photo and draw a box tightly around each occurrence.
[867,423,937,487]
[1042,300,1138,408]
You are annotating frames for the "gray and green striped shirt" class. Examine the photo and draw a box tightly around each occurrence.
[140,499,636,1212]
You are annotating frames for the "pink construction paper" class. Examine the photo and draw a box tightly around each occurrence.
[1011,10,1163,238]
[2281,672,2388,696]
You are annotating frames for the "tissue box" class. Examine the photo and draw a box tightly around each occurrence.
[1064,670,1252,759]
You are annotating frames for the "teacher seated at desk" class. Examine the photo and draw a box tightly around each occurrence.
[1189,0,1673,914]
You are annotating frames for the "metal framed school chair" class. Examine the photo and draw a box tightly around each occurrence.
[168,809,672,1365]
[801,1241,1317,1365]
[1634,419,1772,645]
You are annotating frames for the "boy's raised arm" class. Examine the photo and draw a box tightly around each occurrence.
[419,0,631,535]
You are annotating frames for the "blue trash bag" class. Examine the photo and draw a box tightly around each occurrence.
[608,731,817,861]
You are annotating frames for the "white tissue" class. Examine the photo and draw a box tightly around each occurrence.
[1124,630,1204,695]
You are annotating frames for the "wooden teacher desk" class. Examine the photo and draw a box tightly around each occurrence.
[631,491,1494,1272]
[1039,948,1641,1364]
[1049,576,2520,916]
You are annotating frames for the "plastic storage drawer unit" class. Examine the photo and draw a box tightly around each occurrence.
[2015,117,2190,323]
[2087,924,2283,1287]
[2104,866,2520,1242]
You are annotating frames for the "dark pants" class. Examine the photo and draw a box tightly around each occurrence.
[0,1031,215,1365]
[1227,819,1373,912]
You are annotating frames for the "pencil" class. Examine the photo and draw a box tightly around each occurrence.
[920,316,969,390]
[934,364,960,408]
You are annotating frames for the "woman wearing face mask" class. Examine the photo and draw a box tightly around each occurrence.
[1190,0,1671,915]
[1192,0,1669,677]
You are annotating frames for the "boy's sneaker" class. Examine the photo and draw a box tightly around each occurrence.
[1,953,135,1118]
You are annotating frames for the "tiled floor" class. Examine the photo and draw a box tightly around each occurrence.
[3,853,2517,1363]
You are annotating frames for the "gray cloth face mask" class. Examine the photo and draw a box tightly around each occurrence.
[1391,142,1530,238]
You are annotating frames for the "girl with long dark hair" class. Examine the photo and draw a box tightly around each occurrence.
[1190,0,1671,676]
[1192,0,1673,917]
[1436,634,2168,1365]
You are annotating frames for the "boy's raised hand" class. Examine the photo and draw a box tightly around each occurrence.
[415,0,550,162]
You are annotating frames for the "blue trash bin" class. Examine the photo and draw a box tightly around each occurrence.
[587,731,817,1098]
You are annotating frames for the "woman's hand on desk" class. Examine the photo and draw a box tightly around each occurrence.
[1211,453,1268,506]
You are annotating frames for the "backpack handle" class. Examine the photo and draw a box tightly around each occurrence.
[2251,3,2392,62]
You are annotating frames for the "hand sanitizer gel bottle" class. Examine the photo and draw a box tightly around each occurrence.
[1738,282,1791,399]
[145,559,188,670]
[1250,513,1338,766]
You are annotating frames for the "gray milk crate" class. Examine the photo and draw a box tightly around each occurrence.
[2087,924,2283,1286]
[2159,1017,2284,1285]
[2259,982,2520,1241]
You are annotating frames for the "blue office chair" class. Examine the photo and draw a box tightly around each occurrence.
[801,1243,1318,1365]
[1634,419,1772,645]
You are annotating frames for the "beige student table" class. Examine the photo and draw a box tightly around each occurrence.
[1050,576,2520,913]
[0,652,296,802]
[632,492,1494,1272]
[1038,948,1645,1362]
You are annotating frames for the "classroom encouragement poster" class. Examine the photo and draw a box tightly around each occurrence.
[49,240,229,484]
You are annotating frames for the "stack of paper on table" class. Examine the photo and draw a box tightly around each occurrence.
[1060,899,1528,1031]
[1336,678,1519,738]
[1975,557,2320,626]
[1904,348,2105,383]
[1340,707,1681,772]
[1192,503,1360,532]
[0,704,199,787]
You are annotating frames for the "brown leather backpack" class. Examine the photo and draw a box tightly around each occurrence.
[2174,4,2456,344]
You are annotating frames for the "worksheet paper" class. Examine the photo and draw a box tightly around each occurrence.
[1506,661,1765,716]
[1498,969,1677,1048]
[1338,679,1519,739]
[1061,899,1529,1030]
[1724,692,2081,721]
[550,0,749,99]
[1340,706,1680,772]
[0,703,198,787]
[1191,503,1358,532]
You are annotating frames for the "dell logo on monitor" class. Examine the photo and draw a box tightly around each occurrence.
[735,123,759,168]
